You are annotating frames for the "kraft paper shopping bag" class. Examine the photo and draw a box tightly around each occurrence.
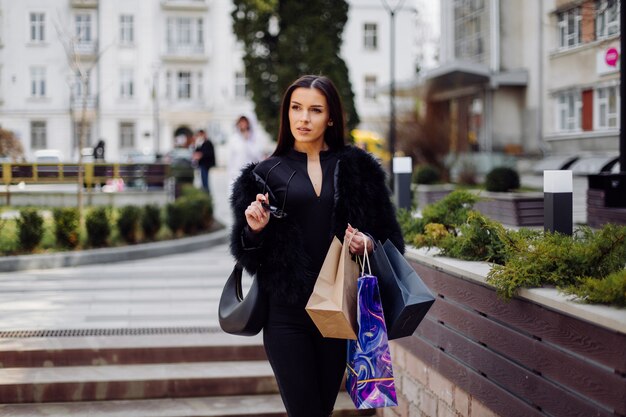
[306,235,359,339]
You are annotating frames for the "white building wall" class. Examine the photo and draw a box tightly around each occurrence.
[343,0,418,132]
[0,0,418,161]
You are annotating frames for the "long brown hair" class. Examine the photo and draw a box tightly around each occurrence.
[273,75,346,156]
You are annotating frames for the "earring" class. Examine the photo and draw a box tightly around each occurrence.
[328,121,334,126]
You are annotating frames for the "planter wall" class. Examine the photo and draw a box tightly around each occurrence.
[414,185,544,227]
[380,249,626,417]
[587,188,626,228]
[473,191,544,227]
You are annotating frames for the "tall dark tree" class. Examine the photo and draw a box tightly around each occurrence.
[232,0,359,140]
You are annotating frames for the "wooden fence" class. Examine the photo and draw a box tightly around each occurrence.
[1,163,170,189]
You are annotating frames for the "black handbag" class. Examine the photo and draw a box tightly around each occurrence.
[218,263,268,336]
[371,240,435,340]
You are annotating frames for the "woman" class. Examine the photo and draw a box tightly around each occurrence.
[227,113,266,184]
[229,75,404,417]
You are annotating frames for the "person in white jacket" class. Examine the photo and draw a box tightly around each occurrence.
[227,113,266,184]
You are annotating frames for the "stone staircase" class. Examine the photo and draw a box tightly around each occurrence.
[0,329,373,416]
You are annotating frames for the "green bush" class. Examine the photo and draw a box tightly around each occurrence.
[165,201,185,235]
[86,207,111,247]
[485,166,520,192]
[166,187,213,235]
[117,205,141,244]
[412,165,440,185]
[53,207,79,249]
[16,208,44,252]
[396,190,479,244]
[487,224,626,300]
[564,269,626,306]
[141,204,162,241]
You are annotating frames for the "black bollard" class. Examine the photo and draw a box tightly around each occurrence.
[393,156,412,210]
[543,170,573,235]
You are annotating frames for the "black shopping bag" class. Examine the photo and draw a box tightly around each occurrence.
[371,240,435,340]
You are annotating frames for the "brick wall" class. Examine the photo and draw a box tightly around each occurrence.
[376,343,499,417]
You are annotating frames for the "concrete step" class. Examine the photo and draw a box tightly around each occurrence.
[0,360,278,403]
[0,332,266,368]
[0,392,375,416]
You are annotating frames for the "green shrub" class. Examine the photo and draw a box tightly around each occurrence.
[16,208,44,252]
[165,201,185,235]
[397,190,479,244]
[564,269,626,306]
[412,165,440,185]
[437,211,509,264]
[86,207,111,247]
[141,204,162,241]
[487,224,626,299]
[485,166,520,192]
[53,207,79,249]
[117,205,141,244]
[166,189,213,235]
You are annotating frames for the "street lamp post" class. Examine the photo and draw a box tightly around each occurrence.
[381,0,407,190]
[152,66,161,157]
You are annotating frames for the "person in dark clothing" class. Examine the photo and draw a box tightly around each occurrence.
[192,129,215,193]
[93,140,105,161]
[229,75,404,417]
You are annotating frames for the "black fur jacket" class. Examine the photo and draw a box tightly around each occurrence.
[229,145,405,305]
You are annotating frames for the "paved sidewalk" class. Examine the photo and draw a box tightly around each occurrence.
[0,241,239,332]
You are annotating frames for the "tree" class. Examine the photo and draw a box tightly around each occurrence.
[0,128,25,161]
[232,0,359,140]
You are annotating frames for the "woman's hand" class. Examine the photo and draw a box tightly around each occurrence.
[245,193,270,233]
[346,223,373,255]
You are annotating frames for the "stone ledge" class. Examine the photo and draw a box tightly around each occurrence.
[0,228,229,273]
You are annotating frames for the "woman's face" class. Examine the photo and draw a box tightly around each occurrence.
[237,118,250,132]
[289,87,330,148]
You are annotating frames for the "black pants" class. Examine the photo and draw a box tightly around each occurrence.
[263,303,347,417]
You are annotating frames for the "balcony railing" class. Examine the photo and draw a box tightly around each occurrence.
[160,0,208,11]
[73,41,98,56]
[162,43,208,62]
[70,0,98,8]
[71,95,97,109]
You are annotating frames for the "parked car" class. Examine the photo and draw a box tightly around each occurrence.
[33,149,63,163]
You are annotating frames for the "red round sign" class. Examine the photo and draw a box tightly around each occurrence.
[605,47,619,67]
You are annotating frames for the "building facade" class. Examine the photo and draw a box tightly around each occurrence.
[422,0,621,166]
[543,0,620,159]
[0,0,419,162]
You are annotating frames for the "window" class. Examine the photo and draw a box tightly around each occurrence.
[30,121,46,149]
[235,71,248,98]
[73,71,91,99]
[595,86,619,129]
[120,122,135,148]
[557,8,582,49]
[120,68,134,98]
[166,17,204,53]
[75,14,92,42]
[363,23,377,50]
[556,91,582,131]
[596,0,620,39]
[73,122,92,149]
[120,15,134,44]
[30,67,46,97]
[166,71,172,99]
[197,71,203,99]
[364,75,377,100]
[453,0,486,62]
[177,71,191,99]
[30,12,45,42]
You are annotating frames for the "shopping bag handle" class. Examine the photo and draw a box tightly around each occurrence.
[360,236,372,277]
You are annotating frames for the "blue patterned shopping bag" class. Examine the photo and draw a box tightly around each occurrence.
[346,242,397,409]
